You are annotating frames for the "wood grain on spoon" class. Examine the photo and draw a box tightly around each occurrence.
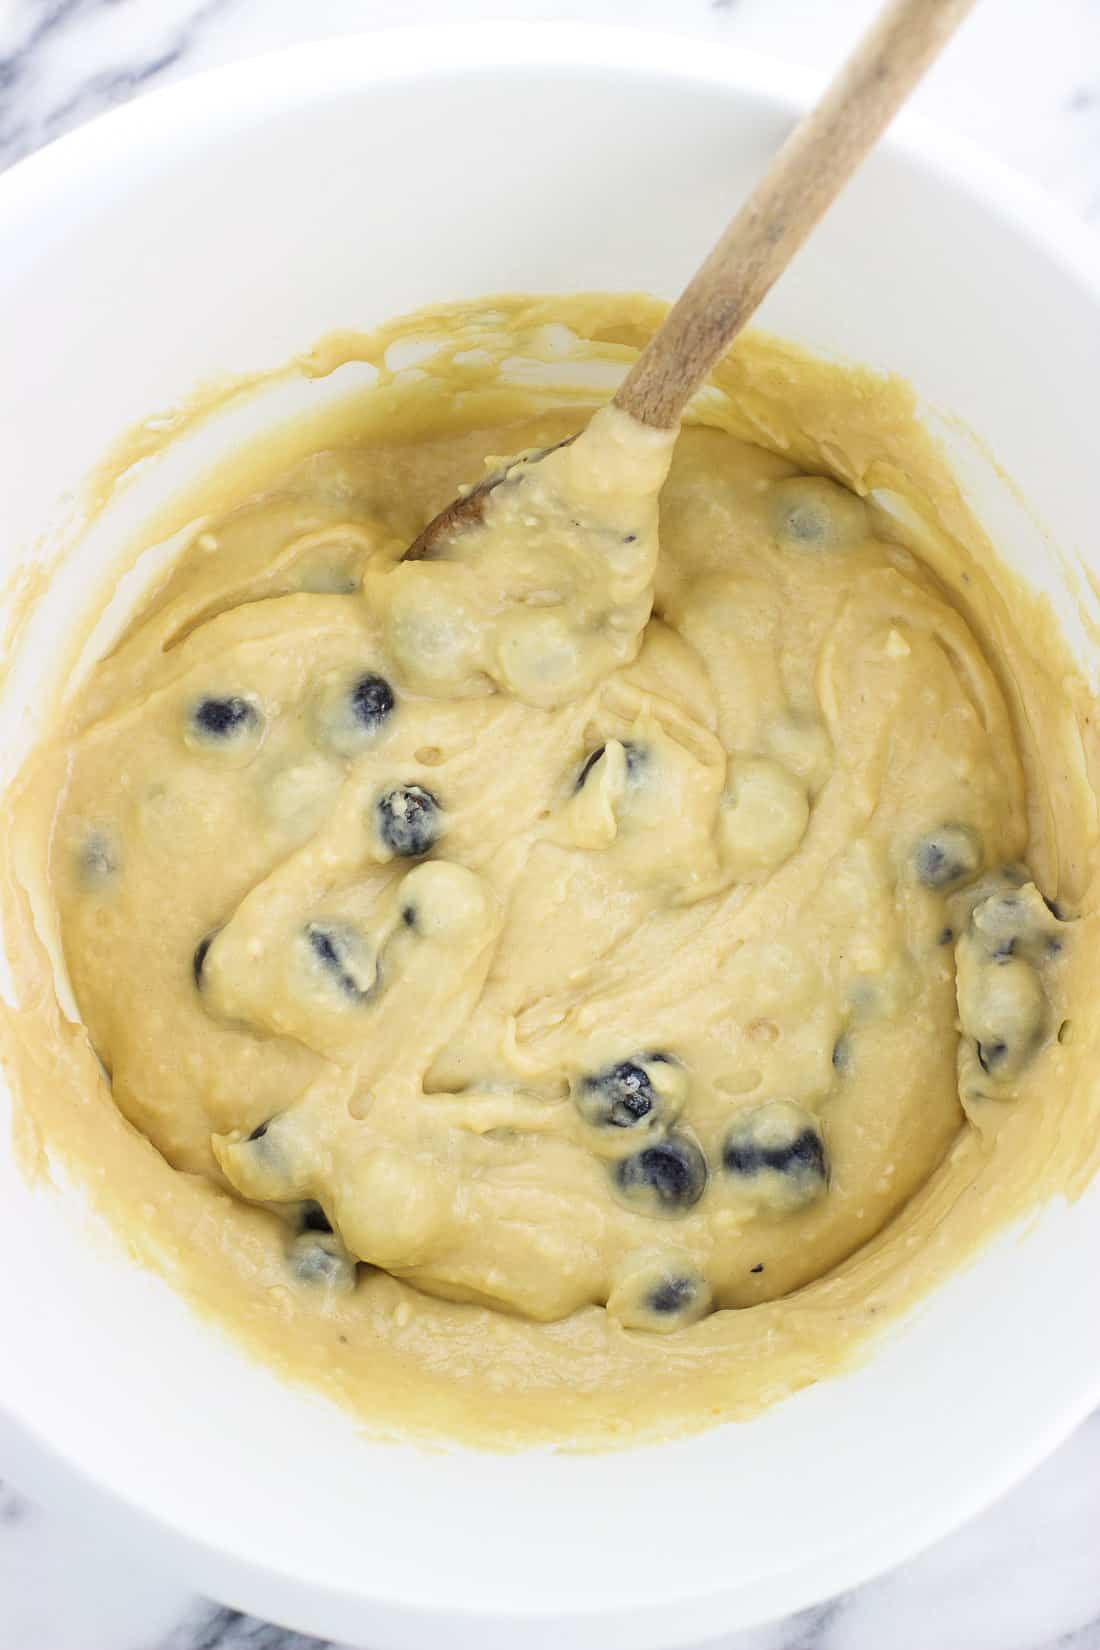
[404,0,976,561]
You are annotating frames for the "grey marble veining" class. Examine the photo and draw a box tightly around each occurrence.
[1,0,1099,219]
[0,0,232,168]
[1,3,1099,1648]
[0,1481,31,1528]
[154,1603,333,1650]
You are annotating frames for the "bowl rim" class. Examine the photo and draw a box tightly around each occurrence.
[2,22,1099,1644]
[1,20,1098,301]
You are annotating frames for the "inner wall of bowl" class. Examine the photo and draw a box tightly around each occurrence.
[2,36,1100,1645]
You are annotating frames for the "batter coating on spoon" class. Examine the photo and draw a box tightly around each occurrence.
[5,294,1097,1446]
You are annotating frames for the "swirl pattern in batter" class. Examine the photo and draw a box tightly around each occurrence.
[7,297,1094,1446]
[48,401,1065,1329]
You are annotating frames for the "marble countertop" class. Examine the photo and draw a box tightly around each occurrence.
[1,1,1099,1647]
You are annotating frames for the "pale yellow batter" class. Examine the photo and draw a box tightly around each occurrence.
[4,294,1099,1447]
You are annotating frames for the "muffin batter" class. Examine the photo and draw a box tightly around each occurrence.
[4,294,1098,1446]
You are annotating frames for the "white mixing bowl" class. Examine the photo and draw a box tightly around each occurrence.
[1,26,1099,1650]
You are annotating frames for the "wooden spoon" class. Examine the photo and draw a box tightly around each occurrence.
[405,0,976,561]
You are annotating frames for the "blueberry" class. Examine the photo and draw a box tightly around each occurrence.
[588,1061,655,1127]
[575,1055,677,1131]
[613,1134,708,1216]
[957,916,1048,1081]
[304,922,377,1000]
[967,881,1067,969]
[192,930,219,988]
[212,1115,310,1203]
[770,476,868,549]
[350,673,395,729]
[750,1263,765,1274]
[191,696,258,739]
[576,746,606,790]
[78,829,119,884]
[647,1275,698,1315]
[724,1122,826,1178]
[831,1034,850,1073]
[977,1040,1009,1074]
[914,825,982,890]
[287,1231,357,1294]
[782,501,829,542]
[312,669,396,756]
[606,1255,713,1331]
[938,926,955,946]
[376,786,440,857]
[299,1199,332,1234]
[575,740,644,793]
[722,1101,828,1213]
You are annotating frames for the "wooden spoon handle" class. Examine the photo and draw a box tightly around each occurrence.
[613,0,977,429]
